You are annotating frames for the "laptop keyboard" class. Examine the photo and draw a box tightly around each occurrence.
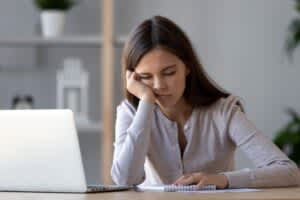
[87,185,132,192]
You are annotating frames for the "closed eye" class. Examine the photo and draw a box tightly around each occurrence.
[139,76,152,80]
[163,71,176,76]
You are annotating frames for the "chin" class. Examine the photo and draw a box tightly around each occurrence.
[155,99,177,108]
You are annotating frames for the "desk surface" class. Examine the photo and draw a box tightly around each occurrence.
[0,187,300,200]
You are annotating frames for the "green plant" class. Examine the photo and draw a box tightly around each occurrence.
[285,0,300,58]
[33,0,75,11]
[274,109,300,165]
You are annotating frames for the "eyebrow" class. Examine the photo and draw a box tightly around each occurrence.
[138,64,176,75]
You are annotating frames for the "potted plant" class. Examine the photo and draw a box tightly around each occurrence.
[274,0,300,165]
[285,0,300,58]
[274,109,300,165]
[33,0,75,37]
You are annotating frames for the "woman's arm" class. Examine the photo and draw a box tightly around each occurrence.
[222,96,300,188]
[111,100,155,185]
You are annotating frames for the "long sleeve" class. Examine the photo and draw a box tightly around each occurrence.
[111,100,155,185]
[221,96,300,188]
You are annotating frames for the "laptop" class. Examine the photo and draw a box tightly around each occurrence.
[0,109,131,193]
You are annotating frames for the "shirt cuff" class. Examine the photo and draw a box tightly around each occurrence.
[221,168,254,188]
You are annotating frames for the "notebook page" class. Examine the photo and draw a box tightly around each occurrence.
[186,188,262,193]
[136,184,216,192]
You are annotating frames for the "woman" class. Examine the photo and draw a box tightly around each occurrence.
[111,16,300,189]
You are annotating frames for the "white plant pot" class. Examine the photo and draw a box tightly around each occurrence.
[41,10,66,37]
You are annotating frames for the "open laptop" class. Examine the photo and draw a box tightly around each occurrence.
[0,109,131,193]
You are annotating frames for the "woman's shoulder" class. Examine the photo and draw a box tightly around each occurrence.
[206,95,244,116]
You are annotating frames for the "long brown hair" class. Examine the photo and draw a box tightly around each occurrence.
[121,16,230,109]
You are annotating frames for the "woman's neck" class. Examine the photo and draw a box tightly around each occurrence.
[160,98,193,125]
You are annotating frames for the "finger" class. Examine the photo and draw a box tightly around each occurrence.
[174,174,192,185]
[126,70,133,80]
[175,175,195,185]
[196,176,210,188]
[174,173,202,185]
[173,175,186,185]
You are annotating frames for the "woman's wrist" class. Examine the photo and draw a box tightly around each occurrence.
[141,93,155,104]
[218,174,229,189]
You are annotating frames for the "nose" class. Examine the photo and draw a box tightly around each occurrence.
[153,76,167,91]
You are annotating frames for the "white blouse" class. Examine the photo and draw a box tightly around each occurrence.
[111,95,300,188]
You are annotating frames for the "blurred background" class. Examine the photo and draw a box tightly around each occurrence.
[0,0,299,184]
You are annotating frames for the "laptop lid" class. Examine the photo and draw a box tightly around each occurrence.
[0,109,88,193]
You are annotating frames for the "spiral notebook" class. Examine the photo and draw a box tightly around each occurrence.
[135,184,216,192]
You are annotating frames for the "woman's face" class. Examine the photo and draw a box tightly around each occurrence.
[135,48,190,108]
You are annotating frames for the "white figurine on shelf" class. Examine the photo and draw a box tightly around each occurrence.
[56,57,90,124]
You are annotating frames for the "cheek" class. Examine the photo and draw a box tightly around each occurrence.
[141,80,153,88]
[169,75,186,89]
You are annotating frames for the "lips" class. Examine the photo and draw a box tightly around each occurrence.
[156,94,172,99]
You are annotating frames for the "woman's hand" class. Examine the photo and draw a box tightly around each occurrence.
[126,70,156,103]
[174,172,228,189]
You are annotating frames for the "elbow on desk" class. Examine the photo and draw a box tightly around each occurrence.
[111,173,145,186]
[274,161,300,187]
[111,164,145,186]
[288,162,300,186]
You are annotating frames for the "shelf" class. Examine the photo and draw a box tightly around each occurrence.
[76,121,102,133]
[0,35,103,47]
[0,35,127,47]
[114,35,127,47]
